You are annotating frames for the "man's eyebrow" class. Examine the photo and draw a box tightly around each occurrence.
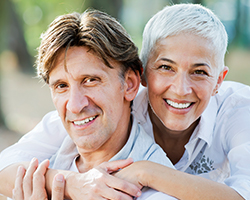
[49,79,61,87]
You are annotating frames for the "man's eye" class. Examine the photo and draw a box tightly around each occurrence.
[86,78,97,83]
[83,77,100,85]
[56,83,67,89]
[194,70,208,75]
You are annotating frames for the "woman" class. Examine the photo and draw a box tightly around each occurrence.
[1,3,250,200]
[114,3,250,200]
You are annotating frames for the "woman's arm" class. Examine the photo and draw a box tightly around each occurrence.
[115,160,244,200]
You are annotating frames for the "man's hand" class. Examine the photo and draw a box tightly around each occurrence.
[12,158,65,200]
[66,158,142,200]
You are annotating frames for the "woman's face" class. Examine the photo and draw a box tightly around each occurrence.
[144,33,227,131]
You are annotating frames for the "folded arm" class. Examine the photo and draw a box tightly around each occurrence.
[115,160,244,200]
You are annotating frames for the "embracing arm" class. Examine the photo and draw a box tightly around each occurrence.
[0,159,141,200]
[46,159,142,200]
[115,160,244,200]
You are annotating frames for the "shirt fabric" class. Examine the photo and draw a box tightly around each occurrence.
[1,114,176,200]
[48,115,176,200]
[48,115,175,170]
[1,81,250,199]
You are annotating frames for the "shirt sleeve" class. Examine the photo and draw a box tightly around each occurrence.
[0,110,68,171]
[218,85,250,200]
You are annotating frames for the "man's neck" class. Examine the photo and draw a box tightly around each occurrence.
[76,114,132,173]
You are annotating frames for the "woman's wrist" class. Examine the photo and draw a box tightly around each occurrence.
[132,160,154,187]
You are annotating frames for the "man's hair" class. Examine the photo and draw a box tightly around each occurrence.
[140,3,228,72]
[36,9,142,83]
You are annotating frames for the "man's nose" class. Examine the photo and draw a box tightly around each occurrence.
[170,73,192,96]
[66,88,89,114]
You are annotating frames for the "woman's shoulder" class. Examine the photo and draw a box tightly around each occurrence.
[216,81,250,107]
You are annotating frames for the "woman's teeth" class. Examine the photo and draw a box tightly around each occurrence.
[166,99,191,109]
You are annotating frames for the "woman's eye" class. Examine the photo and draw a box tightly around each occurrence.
[159,65,172,71]
[194,70,208,75]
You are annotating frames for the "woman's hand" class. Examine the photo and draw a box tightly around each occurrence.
[12,158,65,200]
[65,158,142,200]
[113,160,148,189]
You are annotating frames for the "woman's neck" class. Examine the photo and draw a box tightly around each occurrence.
[148,105,200,164]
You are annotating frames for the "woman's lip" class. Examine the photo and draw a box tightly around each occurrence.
[164,99,193,109]
[165,98,193,104]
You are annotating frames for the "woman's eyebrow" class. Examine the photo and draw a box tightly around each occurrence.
[193,63,211,69]
[157,57,176,64]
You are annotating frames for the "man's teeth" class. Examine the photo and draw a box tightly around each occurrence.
[166,99,191,109]
[74,116,96,125]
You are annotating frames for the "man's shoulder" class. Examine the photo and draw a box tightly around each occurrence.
[130,118,174,168]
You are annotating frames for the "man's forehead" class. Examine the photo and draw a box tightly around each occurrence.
[48,46,121,84]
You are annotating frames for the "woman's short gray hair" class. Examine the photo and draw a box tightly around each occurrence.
[140,3,228,72]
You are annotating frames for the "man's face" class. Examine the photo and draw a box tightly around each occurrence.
[49,46,132,154]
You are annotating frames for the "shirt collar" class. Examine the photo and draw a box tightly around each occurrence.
[133,85,218,147]
[190,96,218,147]
[132,85,149,124]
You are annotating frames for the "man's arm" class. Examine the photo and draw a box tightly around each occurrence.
[0,161,73,198]
[0,162,29,197]
[0,111,67,197]
[12,159,65,200]
[0,159,142,200]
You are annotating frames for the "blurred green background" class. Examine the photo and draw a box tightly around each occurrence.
[0,0,250,153]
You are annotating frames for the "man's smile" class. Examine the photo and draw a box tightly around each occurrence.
[73,115,98,126]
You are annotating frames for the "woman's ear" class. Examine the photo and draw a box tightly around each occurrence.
[124,69,140,101]
[212,66,229,96]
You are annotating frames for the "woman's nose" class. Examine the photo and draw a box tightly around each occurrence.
[170,73,192,96]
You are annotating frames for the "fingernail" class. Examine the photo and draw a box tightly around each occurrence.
[136,191,141,197]
[55,174,64,182]
[17,165,23,173]
[31,157,37,163]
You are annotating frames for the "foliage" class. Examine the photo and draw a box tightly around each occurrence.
[12,0,87,57]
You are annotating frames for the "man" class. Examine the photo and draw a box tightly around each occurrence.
[0,9,176,200]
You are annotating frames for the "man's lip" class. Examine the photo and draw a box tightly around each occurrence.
[71,115,98,125]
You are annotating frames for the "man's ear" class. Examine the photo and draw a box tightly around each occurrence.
[141,73,147,87]
[124,69,140,101]
[212,66,229,96]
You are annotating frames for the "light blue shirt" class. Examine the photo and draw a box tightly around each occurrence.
[48,115,175,170]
